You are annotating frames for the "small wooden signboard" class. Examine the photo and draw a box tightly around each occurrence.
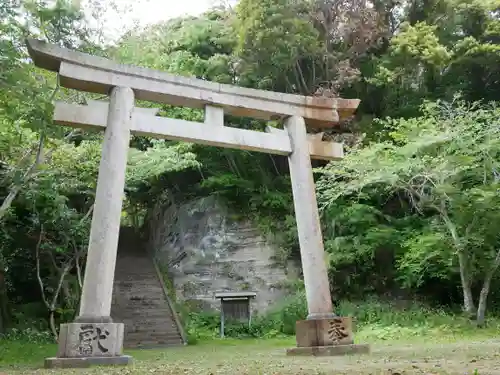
[215,292,257,338]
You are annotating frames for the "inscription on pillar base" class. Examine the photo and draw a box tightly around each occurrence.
[287,317,370,357]
[45,322,131,369]
[297,316,353,347]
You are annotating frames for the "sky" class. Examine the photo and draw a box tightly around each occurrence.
[83,0,218,42]
[121,0,214,27]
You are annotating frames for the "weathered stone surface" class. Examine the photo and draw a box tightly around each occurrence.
[149,196,298,313]
[56,323,124,358]
[45,355,132,369]
[288,317,369,357]
[286,344,370,357]
[54,101,344,161]
[77,86,134,322]
[285,116,333,320]
[27,38,361,128]
[295,317,353,347]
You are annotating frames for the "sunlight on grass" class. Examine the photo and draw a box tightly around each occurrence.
[3,300,500,375]
[1,330,499,374]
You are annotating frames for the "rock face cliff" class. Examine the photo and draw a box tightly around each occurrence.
[148,196,297,313]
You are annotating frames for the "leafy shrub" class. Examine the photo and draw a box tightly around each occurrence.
[184,311,220,344]
[184,291,307,341]
[0,328,54,344]
[183,294,500,343]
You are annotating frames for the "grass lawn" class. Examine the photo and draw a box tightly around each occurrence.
[1,329,500,375]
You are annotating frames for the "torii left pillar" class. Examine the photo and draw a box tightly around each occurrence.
[45,87,134,368]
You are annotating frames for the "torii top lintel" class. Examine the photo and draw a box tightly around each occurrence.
[26,39,360,129]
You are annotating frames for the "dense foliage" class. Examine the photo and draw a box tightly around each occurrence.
[1,0,500,338]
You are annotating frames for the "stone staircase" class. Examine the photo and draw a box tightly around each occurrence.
[111,227,186,349]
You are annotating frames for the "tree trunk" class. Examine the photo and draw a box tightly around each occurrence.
[457,250,476,316]
[49,309,57,339]
[477,282,490,327]
[476,249,500,327]
[0,270,10,332]
[35,226,73,340]
[441,213,476,316]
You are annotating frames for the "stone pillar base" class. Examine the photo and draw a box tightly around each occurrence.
[45,355,133,369]
[45,322,132,369]
[286,344,370,356]
[287,317,370,357]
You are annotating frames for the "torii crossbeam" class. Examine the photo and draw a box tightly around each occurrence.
[26,38,369,369]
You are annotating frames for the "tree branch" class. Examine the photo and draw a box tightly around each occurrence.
[48,259,72,340]
[0,129,79,222]
[35,225,50,310]
[295,61,309,94]
[80,204,94,224]
[35,222,77,339]
[76,254,83,290]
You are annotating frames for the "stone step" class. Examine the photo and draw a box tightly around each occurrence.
[125,335,183,343]
[125,332,180,338]
[114,278,164,283]
[116,301,171,305]
[114,286,166,291]
[126,334,180,339]
[114,314,177,320]
[113,308,175,315]
[124,321,179,328]
[111,238,185,349]
[123,323,179,331]
[112,310,177,316]
[122,319,178,325]
[124,339,184,345]
[115,258,152,263]
[119,316,180,325]
[114,271,160,276]
[124,341,184,348]
[115,276,159,280]
[118,319,178,326]
[125,334,181,341]
[115,263,156,269]
[113,299,170,305]
[123,341,184,349]
[123,328,179,334]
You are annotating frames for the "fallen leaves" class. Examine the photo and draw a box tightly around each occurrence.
[3,338,500,375]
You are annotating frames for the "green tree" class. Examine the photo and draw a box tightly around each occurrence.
[318,100,500,324]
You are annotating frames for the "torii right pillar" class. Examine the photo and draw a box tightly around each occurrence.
[285,116,369,356]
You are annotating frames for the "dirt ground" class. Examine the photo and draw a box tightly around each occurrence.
[4,338,500,375]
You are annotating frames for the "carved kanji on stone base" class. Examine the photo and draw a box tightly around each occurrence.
[296,317,353,347]
[287,317,369,356]
[45,323,131,368]
[57,323,122,358]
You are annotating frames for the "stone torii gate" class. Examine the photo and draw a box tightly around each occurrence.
[26,38,369,369]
